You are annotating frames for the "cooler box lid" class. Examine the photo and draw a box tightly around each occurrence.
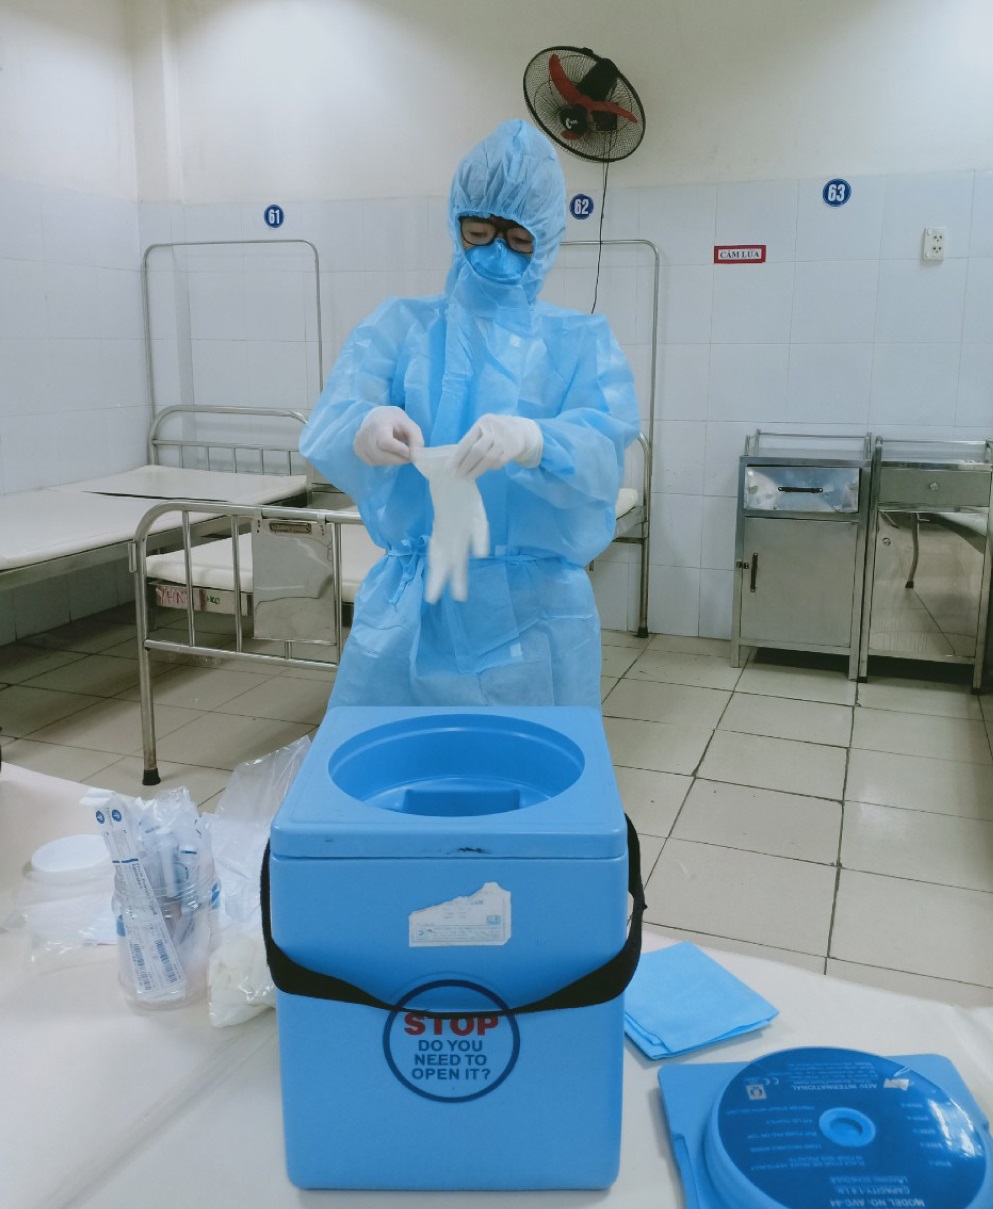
[270,706,626,860]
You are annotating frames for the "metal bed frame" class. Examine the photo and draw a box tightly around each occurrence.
[131,419,656,788]
[146,403,309,475]
[560,238,659,638]
[141,239,325,434]
[133,498,363,785]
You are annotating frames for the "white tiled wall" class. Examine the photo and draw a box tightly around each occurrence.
[582,169,992,636]
[2,169,991,644]
[0,177,146,641]
[139,206,325,417]
[0,177,145,496]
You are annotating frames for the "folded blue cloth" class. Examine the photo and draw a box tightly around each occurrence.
[624,942,778,1059]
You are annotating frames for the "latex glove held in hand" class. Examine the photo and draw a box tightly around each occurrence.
[354,405,425,466]
[414,448,490,604]
[453,414,542,478]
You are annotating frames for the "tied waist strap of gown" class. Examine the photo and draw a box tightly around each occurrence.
[382,541,564,606]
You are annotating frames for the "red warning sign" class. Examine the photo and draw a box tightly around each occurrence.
[714,244,767,264]
[384,979,520,1103]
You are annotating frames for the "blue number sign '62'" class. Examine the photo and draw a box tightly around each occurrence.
[569,194,595,220]
[822,179,851,207]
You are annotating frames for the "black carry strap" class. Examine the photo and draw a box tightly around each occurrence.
[260,815,646,1019]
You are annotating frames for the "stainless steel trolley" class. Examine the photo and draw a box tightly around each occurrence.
[859,437,993,691]
[730,431,873,679]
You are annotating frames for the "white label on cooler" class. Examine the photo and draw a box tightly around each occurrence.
[408,883,512,947]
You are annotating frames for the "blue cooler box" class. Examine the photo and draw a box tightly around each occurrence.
[265,705,635,1190]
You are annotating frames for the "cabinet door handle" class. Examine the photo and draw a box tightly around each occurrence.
[749,554,758,592]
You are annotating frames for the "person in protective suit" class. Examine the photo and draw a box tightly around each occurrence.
[300,119,640,707]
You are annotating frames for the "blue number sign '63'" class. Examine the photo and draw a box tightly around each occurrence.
[822,179,851,207]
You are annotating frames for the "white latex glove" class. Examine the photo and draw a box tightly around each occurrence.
[452,414,542,478]
[414,447,490,604]
[353,405,425,466]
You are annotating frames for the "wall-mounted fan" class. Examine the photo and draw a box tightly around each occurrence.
[523,46,645,163]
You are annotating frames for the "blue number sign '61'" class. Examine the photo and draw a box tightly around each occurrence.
[264,204,285,229]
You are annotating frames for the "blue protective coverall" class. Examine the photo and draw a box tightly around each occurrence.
[299,119,640,707]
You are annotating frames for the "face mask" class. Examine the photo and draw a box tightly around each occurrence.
[465,241,530,284]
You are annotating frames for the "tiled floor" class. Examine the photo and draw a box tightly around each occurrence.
[3,607,993,1008]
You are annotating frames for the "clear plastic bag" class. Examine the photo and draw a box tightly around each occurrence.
[7,788,214,980]
[206,735,310,1027]
[6,841,117,972]
[87,786,217,1009]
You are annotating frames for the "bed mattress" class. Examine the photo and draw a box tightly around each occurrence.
[616,486,639,518]
[0,467,307,574]
[52,465,307,505]
[0,489,211,572]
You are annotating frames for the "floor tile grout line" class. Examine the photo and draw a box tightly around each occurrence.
[672,767,845,799]
[843,795,993,822]
[825,785,847,965]
[642,923,827,965]
[639,840,666,891]
[689,776,846,806]
[837,861,993,896]
[657,778,695,842]
[839,863,993,897]
[5,738,231,778]
[659,833,843,871]
[8,694,205,742]
[4,663,320,734]
[823,955,993,995]
[609,710,859,749]
[714,722,850,749]
[849,743,993,768]
[687,684,736,780]
[840,735,853,829]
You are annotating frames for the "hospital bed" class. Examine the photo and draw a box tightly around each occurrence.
[0,404,311,595]
[131,439,651,787]
[0,402,376,788]
[2,419,649,792]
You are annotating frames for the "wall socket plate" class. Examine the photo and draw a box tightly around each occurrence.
[923,226,946,261]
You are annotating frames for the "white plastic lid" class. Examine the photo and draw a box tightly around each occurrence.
[30,834,111,884]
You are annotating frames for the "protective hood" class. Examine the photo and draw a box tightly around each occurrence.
[446,119,567,307]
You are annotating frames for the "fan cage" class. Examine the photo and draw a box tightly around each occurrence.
[523,46,645,164]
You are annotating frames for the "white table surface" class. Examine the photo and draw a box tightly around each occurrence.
[0,765,271,1209]
[4,762,993,1209]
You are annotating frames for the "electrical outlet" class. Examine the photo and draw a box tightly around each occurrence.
[923,226,946,261]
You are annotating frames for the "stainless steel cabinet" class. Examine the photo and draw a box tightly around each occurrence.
[738,516,860,649]
[731,432,872,678]
[860,438,993,690]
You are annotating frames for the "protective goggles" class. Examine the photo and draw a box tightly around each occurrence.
[459,215,535,255]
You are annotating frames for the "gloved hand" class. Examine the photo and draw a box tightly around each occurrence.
[353,405,425,466]
[452,414,542,478]
[414,447,490,604]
